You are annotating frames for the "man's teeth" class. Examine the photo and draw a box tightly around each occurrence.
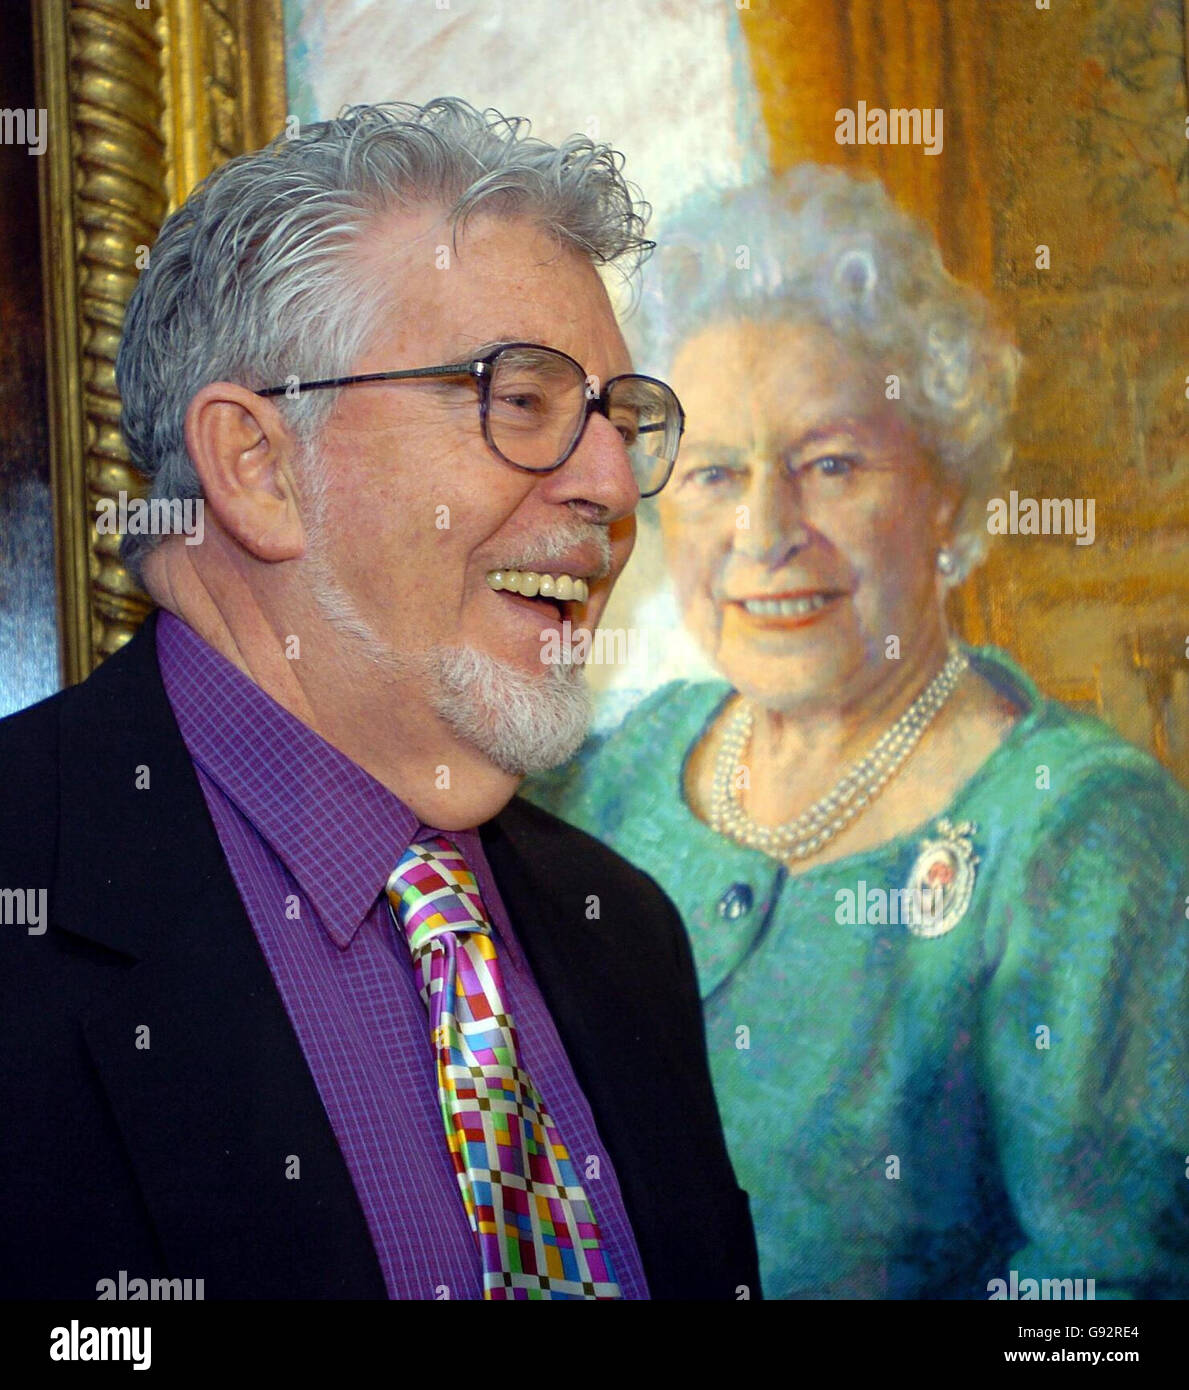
[742,593,832,617]
[486,570,589,603]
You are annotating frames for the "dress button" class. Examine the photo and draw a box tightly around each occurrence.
[717,883,754,920]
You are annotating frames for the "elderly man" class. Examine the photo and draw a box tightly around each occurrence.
[0,100,758,1300]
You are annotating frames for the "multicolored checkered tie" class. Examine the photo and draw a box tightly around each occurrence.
[386,836,622,1300]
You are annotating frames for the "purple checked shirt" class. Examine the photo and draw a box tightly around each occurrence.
[156,611,648,1300]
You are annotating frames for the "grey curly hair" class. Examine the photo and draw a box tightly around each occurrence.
[115,97,653,580]
[632,166,1021,581]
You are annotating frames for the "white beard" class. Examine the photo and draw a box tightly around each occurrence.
[428,644,592,776]
[303,504,592,776]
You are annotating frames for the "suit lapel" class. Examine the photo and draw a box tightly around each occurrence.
[53,615,386,1297]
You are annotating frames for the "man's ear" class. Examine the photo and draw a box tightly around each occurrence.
[183,383,308,562]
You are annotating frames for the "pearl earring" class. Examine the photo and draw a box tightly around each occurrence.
[936,547,957,577]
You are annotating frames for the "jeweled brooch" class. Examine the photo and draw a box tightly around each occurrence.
[903,818,979,939]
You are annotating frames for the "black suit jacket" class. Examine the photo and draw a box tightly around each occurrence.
[0,613,758,1300]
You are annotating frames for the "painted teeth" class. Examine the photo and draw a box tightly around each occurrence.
[487,570,589,603]
[742,594,831,617]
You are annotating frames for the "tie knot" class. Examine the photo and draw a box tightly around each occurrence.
[386,835,491,953]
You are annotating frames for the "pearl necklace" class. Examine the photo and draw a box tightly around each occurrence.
[710,643,969,862]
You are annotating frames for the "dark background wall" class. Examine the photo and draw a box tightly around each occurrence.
[0,0,58,716]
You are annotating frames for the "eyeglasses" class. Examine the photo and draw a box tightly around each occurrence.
[255,341,685,498]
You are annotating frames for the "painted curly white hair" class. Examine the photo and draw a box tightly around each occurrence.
[631,166,1022,582]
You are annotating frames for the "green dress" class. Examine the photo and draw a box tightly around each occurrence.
[523,645,1189,1299]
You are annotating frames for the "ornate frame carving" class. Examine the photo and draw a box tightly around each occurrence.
[34,0,286,683]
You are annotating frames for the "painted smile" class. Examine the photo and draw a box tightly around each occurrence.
[728,589,847,629]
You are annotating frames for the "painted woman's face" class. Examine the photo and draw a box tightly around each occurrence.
[659,318,957,714]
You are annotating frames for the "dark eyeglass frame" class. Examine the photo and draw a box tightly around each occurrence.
[255,340,685,498]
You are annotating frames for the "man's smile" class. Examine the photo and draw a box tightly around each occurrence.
[486,568,592,625]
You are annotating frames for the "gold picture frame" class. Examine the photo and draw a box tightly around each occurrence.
[34,0,287,684]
